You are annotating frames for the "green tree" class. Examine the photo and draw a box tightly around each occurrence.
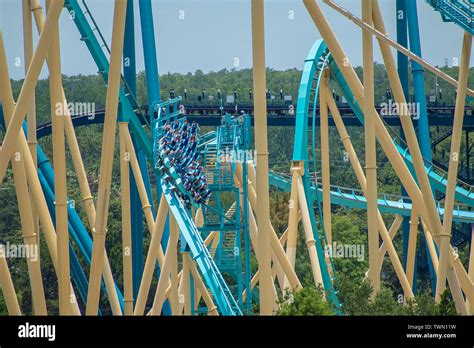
[276,286,334,316]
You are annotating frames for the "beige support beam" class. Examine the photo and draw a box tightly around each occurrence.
[362,0,379,295]
[22,0,40,248]
[405,211,419,289]
[0,34,80,316]
[169,223,180,315]
[210,232,221,255]
[193,287,200,314]
[323,0,474,98]
[305,1,464,302]
[322,81,414,298]
[119,123,133,315]
[283,165,301,292]
[0,0,64,183]
[377,215,403,274]
[419,221,470,314]
[243,162,302,290]
[247,160,257,189]
[122,126,167,269]
[246,180,302,291]
[237,163,284,293]
[195,207,204,228]
[149,217,180,315]
[269,224,295,292]
[164,270,184,314]
[297,178,323,288]
[436,32,472,301]
[371,0,467,307]
[421,221,439,274]
[2,7,47,313]
[134,195,168,315]
[22,0,38,167]
[45,0,70,315]
[30,0,94,222]
[12,159,47,315]
[452,255,474,305]
[251,0,274,314]
[29,0,122,314]
[1,27,47,316]
[370,0,436,235]
[304,0,431,237]
[186,254,219,316]
[243,228,289,302]
[0,245,22,315]
[63,113,97,227]
[285,165,301,268]
[448,250,471,313]
[122,128,156,235]
[448,260,470,314]
[469,226,474,313]
[247,201,280,304]
[150,215,179,315]
[180,252,192,315]
[86,0,128,316]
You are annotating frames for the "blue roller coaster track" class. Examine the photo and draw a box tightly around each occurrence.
[0,0,472,316]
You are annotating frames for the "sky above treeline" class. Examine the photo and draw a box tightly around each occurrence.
[0,0,471,80]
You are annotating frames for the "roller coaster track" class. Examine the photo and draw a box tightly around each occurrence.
[180,127,474,226]
[64,0,152,158]
[322,43,474,206]
[23,37,474,313]
[161,180,242,316]
[288,38,474,301]
[268,171,474,224]
[3,2,472,316]
[152,104,242,315]
[3,2,241,315]
[426,0,473,34]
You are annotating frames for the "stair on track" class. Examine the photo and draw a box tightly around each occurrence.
[426,0,473,34]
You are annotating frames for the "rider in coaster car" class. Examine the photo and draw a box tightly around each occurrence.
[182,120,189,132]
[190,121,199,134]
[157,119,211,207]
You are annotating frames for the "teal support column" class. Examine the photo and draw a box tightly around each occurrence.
[406,0,437,293]
[123,0,145,303]
[139,0,161,106]
[396,0,418,294]
[406,0,431,161]
[138,0,165,212]
[123,0,137,95]
[242,115,252,314]
[396,0,409,99]
[138,0,171,314]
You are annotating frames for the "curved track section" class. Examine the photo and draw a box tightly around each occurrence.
[294,39,474,217]
[269,172,474,224]
[329,57,474,206]
[288,38,474,304]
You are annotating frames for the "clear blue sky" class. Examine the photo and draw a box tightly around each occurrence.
[0,0,471,80]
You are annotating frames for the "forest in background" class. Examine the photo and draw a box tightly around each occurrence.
[0,63,472,315]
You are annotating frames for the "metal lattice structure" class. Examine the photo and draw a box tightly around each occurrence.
[0,0,472,316]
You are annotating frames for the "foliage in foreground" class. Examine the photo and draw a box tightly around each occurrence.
[275,278,457,316]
